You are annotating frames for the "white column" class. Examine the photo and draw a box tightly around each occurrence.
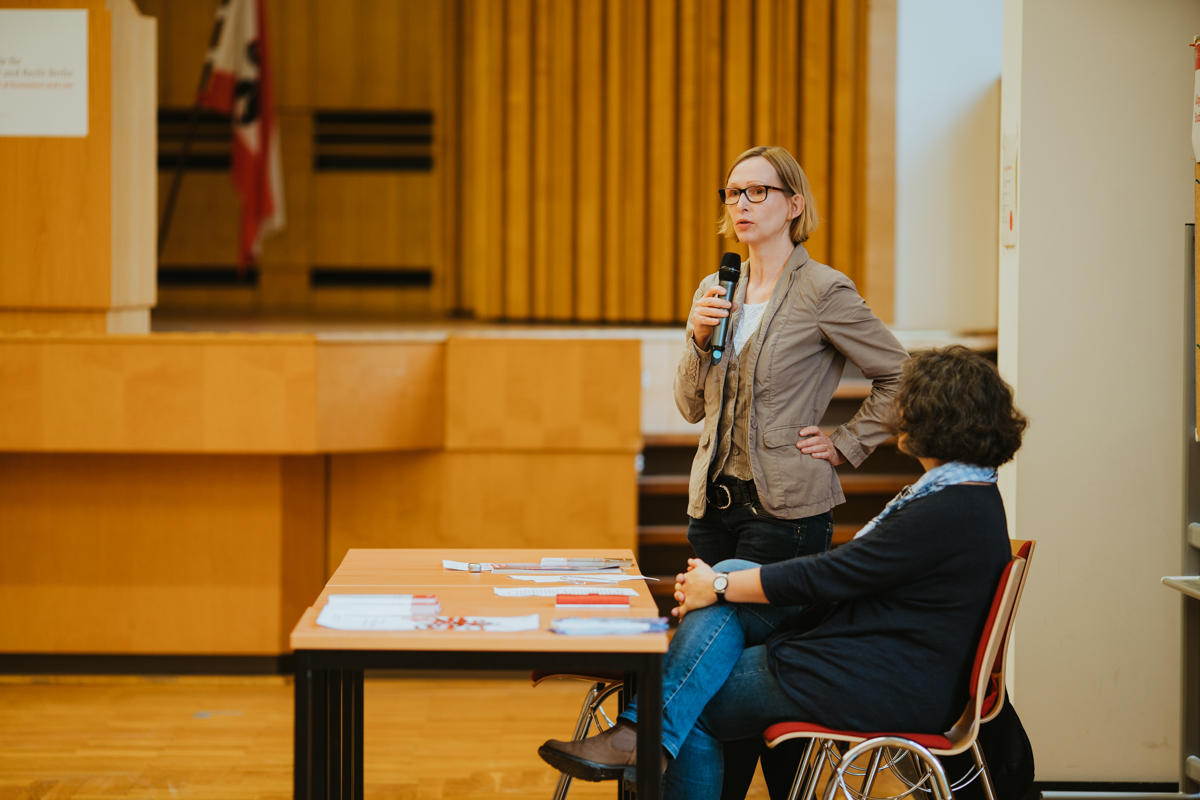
[999,0,1194,781]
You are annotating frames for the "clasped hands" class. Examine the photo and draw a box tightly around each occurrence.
[672,558,718,620]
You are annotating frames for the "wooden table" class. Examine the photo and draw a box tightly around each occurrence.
[290,548,670,800]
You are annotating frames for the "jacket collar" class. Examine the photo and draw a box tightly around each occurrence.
[753,241,809,339]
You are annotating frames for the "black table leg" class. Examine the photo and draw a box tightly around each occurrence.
[294,655,363,800]
[636,653,664,799]
[295,650,329,800]
[620,672,636,800]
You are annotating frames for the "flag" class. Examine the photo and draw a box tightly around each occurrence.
[197,0,285,269]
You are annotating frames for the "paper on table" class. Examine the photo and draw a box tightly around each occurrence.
[443,560,494,571]
[316,609,540,633]
[510,574,657,584]
[494,587,638,597]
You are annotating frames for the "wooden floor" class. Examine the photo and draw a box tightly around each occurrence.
[1,674,777,799]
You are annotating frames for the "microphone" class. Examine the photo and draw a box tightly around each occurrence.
[710,252,742,363]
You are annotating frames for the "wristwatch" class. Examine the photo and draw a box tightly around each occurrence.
[713,573,729,604]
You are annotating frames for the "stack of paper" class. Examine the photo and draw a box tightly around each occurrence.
[315,595,441,631]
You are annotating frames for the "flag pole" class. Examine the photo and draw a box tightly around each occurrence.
[156,1,229,260]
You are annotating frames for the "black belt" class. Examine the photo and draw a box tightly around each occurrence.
[706,476,757,510]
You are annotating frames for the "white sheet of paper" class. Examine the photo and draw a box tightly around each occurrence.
[494,587,638,597]
[442,560,493,571]
[317,610,540,633]
[0,10,88,137]
[509,574,655,584]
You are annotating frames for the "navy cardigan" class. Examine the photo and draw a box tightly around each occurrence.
[759,484,1011,734]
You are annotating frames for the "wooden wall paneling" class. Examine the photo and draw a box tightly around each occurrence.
[0,0,112,310]
[800,0,832,265]
[437,0,461,315]
[315,341,445,452]
[829,0,860,283]
[311,0,437,110]
[437,452,637,550]
[327,451,635,564]
[529,0,551,319]
[156,0,216,107]
[546,0,575,320]
[674,0,700,320]
[0,454,285,654]
[459,0,504,317]
[260,111,312,311]
[110,0,158,315]
[267,0,309,110]
[443,337,641,452]
[721,0,752,167]
[0,336,318,453]
[695,0,727,303]
[156,172,241,265]
[310,173,435,268]
[778,0,803,162]
[646,0,677,323]
[503,0,533,320]
[573,0,604,322]
[600,0,626,321]
[623,0,649,321]
[751,0,778,147]
[861,0,896,322]
[327,452,443,576]
[280,454,327,651]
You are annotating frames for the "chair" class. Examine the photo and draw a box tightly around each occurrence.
[763,539,1036,800]
[531,670,625,800]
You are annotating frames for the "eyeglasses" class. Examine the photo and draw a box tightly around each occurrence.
[718,185,789,205]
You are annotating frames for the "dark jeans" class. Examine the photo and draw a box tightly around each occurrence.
[687,499,835,799]
[687,499,834,567]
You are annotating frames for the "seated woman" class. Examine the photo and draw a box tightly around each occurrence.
[538,345,1028,799]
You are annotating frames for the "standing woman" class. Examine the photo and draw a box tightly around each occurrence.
[676,144,907,572]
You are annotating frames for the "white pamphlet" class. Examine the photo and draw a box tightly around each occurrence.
[494,587,638,597]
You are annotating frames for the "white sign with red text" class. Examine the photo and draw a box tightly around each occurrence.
[0,10,88,137]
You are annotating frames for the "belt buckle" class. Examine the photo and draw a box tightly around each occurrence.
[712,484,732,510]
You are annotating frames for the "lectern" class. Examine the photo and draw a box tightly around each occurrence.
[0,0,155,333]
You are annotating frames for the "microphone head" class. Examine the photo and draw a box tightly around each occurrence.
[718,252,742,283]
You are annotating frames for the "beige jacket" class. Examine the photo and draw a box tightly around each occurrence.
[675,243,908,520]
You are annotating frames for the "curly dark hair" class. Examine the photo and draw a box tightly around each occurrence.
[893,346,1027,468]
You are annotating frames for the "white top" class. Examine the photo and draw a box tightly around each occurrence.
[733,302,768,355]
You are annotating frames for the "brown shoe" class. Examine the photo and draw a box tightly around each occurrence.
[538,720,668,783]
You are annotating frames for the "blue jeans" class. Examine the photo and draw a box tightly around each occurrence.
[619,559,810,800]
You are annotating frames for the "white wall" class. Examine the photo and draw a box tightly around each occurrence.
[894,0,1002,332]
[1000,0,1194,781]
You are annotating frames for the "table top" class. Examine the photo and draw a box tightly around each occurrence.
[290,549,670,653]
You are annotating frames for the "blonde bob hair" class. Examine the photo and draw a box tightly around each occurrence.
[717,145,819,244]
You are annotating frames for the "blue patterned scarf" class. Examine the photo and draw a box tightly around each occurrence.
[853,461,997,540]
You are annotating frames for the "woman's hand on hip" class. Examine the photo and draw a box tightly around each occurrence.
[797,426,847,466]
[672,558,718,620]
[690,285,733,351]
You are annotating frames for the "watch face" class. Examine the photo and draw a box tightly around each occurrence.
[714,575,728,593]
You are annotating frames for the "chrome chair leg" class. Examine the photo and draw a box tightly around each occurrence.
[823,738,952,800]
[786,739,821,800]
[798,741,833,800]
[551,683,604,800]
[971,741,998,800]
[860,747,885,798]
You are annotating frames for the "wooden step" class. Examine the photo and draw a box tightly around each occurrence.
[639,473,916,496]
[638,524,860,548]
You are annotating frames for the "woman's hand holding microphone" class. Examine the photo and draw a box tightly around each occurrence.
[690,285,734,351]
